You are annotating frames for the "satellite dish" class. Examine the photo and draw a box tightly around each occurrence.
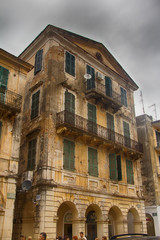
[84,74,92,79]
[22,180,32,191]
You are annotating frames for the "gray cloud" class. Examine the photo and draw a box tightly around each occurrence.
[0,0,160,119]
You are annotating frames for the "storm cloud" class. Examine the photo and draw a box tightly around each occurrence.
[1,0,160,119]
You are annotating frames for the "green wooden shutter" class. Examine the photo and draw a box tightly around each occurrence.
[126,159,134,184]
[123,121,130,147]
[63,139,75,171]
[117,155,122,181]
[88,103,97,134]
[88,147,98,177]
[34,49,43,75]
[120,87,127,107]
[87,65,95,90]
[109,153,117,180]
[65,91,75,125]
[105,76,112,97]
[65,51,75,76]
[0,66,9,102]
[0,121,2,139]
[27,138,37,170]
[107,113,115,141]
[31,90,40,119]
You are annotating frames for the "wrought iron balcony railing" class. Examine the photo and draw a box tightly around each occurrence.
[85,81,122,112]
[0,87,22,113]
[56,110,143,153]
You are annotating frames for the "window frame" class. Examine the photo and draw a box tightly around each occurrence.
[109,153,122,181]
[34,49,43,75]
[65,51,76,77]
[120,87,128,107]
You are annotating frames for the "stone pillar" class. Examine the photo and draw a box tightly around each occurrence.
[72,218,86,237]
[97,220,107,239]
[123,219,128,234]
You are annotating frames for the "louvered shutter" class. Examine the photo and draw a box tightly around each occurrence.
[107,113,115,141]
[34,49,43,75]
[65,91,75,125]
[27,138,37,170]
[65,51,75,76]
[123,121,130,147]
[31,90,40,119]
[88,147,98,177]
[120,87,127,107]
[117,155,122,181]
[126,159,134,184]
[63,139,75,171]
[105,76,112,97]
[109,153,117,180]
[88,103,97,134]
[87,65,95,90]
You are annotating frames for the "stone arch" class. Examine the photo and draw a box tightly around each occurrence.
[57,201,79,238]
[108,205,124,239]
[146,213,155,236]
[127,207,141,233]
[85,203,104,240]
[21,201,34,237]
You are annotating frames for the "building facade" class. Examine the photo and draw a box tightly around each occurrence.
[0,49,33,240]
[13,25,146,240]
[136,114,160,236]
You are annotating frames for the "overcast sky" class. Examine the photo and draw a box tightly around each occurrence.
[1,0,160,120]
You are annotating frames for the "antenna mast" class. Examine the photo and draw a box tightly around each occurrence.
[140,90,145,114]
[148,103,157,120]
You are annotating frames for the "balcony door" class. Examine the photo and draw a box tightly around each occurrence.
[0,66,9,103]
[86,65,95,90]
[88,103,97,134]
[105,76,112,97]
[65,91,75,125]
[107,113,115,141]
[123,121,131,148]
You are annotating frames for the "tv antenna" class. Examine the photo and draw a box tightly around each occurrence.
[140,90,145,114]
[148,103,157,120]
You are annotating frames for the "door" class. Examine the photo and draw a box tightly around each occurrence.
[86,211,97,240]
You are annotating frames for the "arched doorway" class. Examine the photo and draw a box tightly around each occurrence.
[146,213,155,236]
[57,201,78,239]
[85,204,103,240]
[127,208,141,233]
[108,206,123,239]
[21,201,34,237]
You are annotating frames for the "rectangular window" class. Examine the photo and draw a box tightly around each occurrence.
[126,159,134,184]
[120,87,127,107]
[27,138,37,171]
[88,103,97,134]
[65,91,75,125]
[86,65,95,90]
[107,113,115,141]
[88,147,98,177]
[34,49,43,75]
[0,121,2,139]
[109,153,122,181]
[0,66,9,102]
[123,121,130,148]
[65,51,75,76]
[31,90,40,119]
[105,76,112,97]
[63,139,75,171]
[156,131,160,147]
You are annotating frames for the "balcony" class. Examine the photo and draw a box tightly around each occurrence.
[0,88,22,117]
[85,80,122,113]
[56,111,143,160]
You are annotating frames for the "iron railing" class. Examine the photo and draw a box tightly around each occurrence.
[86,81,122,106]
[0,87,22,112]
[56,110,143,153]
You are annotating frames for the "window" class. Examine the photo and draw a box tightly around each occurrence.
[156,131,160,147]
[86,65,95,90]
[126,159,134,184]
[34,49,43,75]
[31,90,40,119]
[27,138,37,170]
[0,121,2,139]
[120,87,127,107]
[88,103,97,134]
[105,76,112,97]
[123,121,130,147]
[88,147,98,177]
[65,51,75,76]
[0,66,9,102]
[65,91,75,125]
[109,153,122,181]
[63,139,75,171]
[107,113,115,141]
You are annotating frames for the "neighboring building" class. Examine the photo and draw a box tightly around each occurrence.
[0,49,33,240]
[12,25,146,240]
[136,114,160,236]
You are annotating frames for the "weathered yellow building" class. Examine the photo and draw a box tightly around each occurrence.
[0,49,33,240]
[13,25,146,240]
[136,114,160,236]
